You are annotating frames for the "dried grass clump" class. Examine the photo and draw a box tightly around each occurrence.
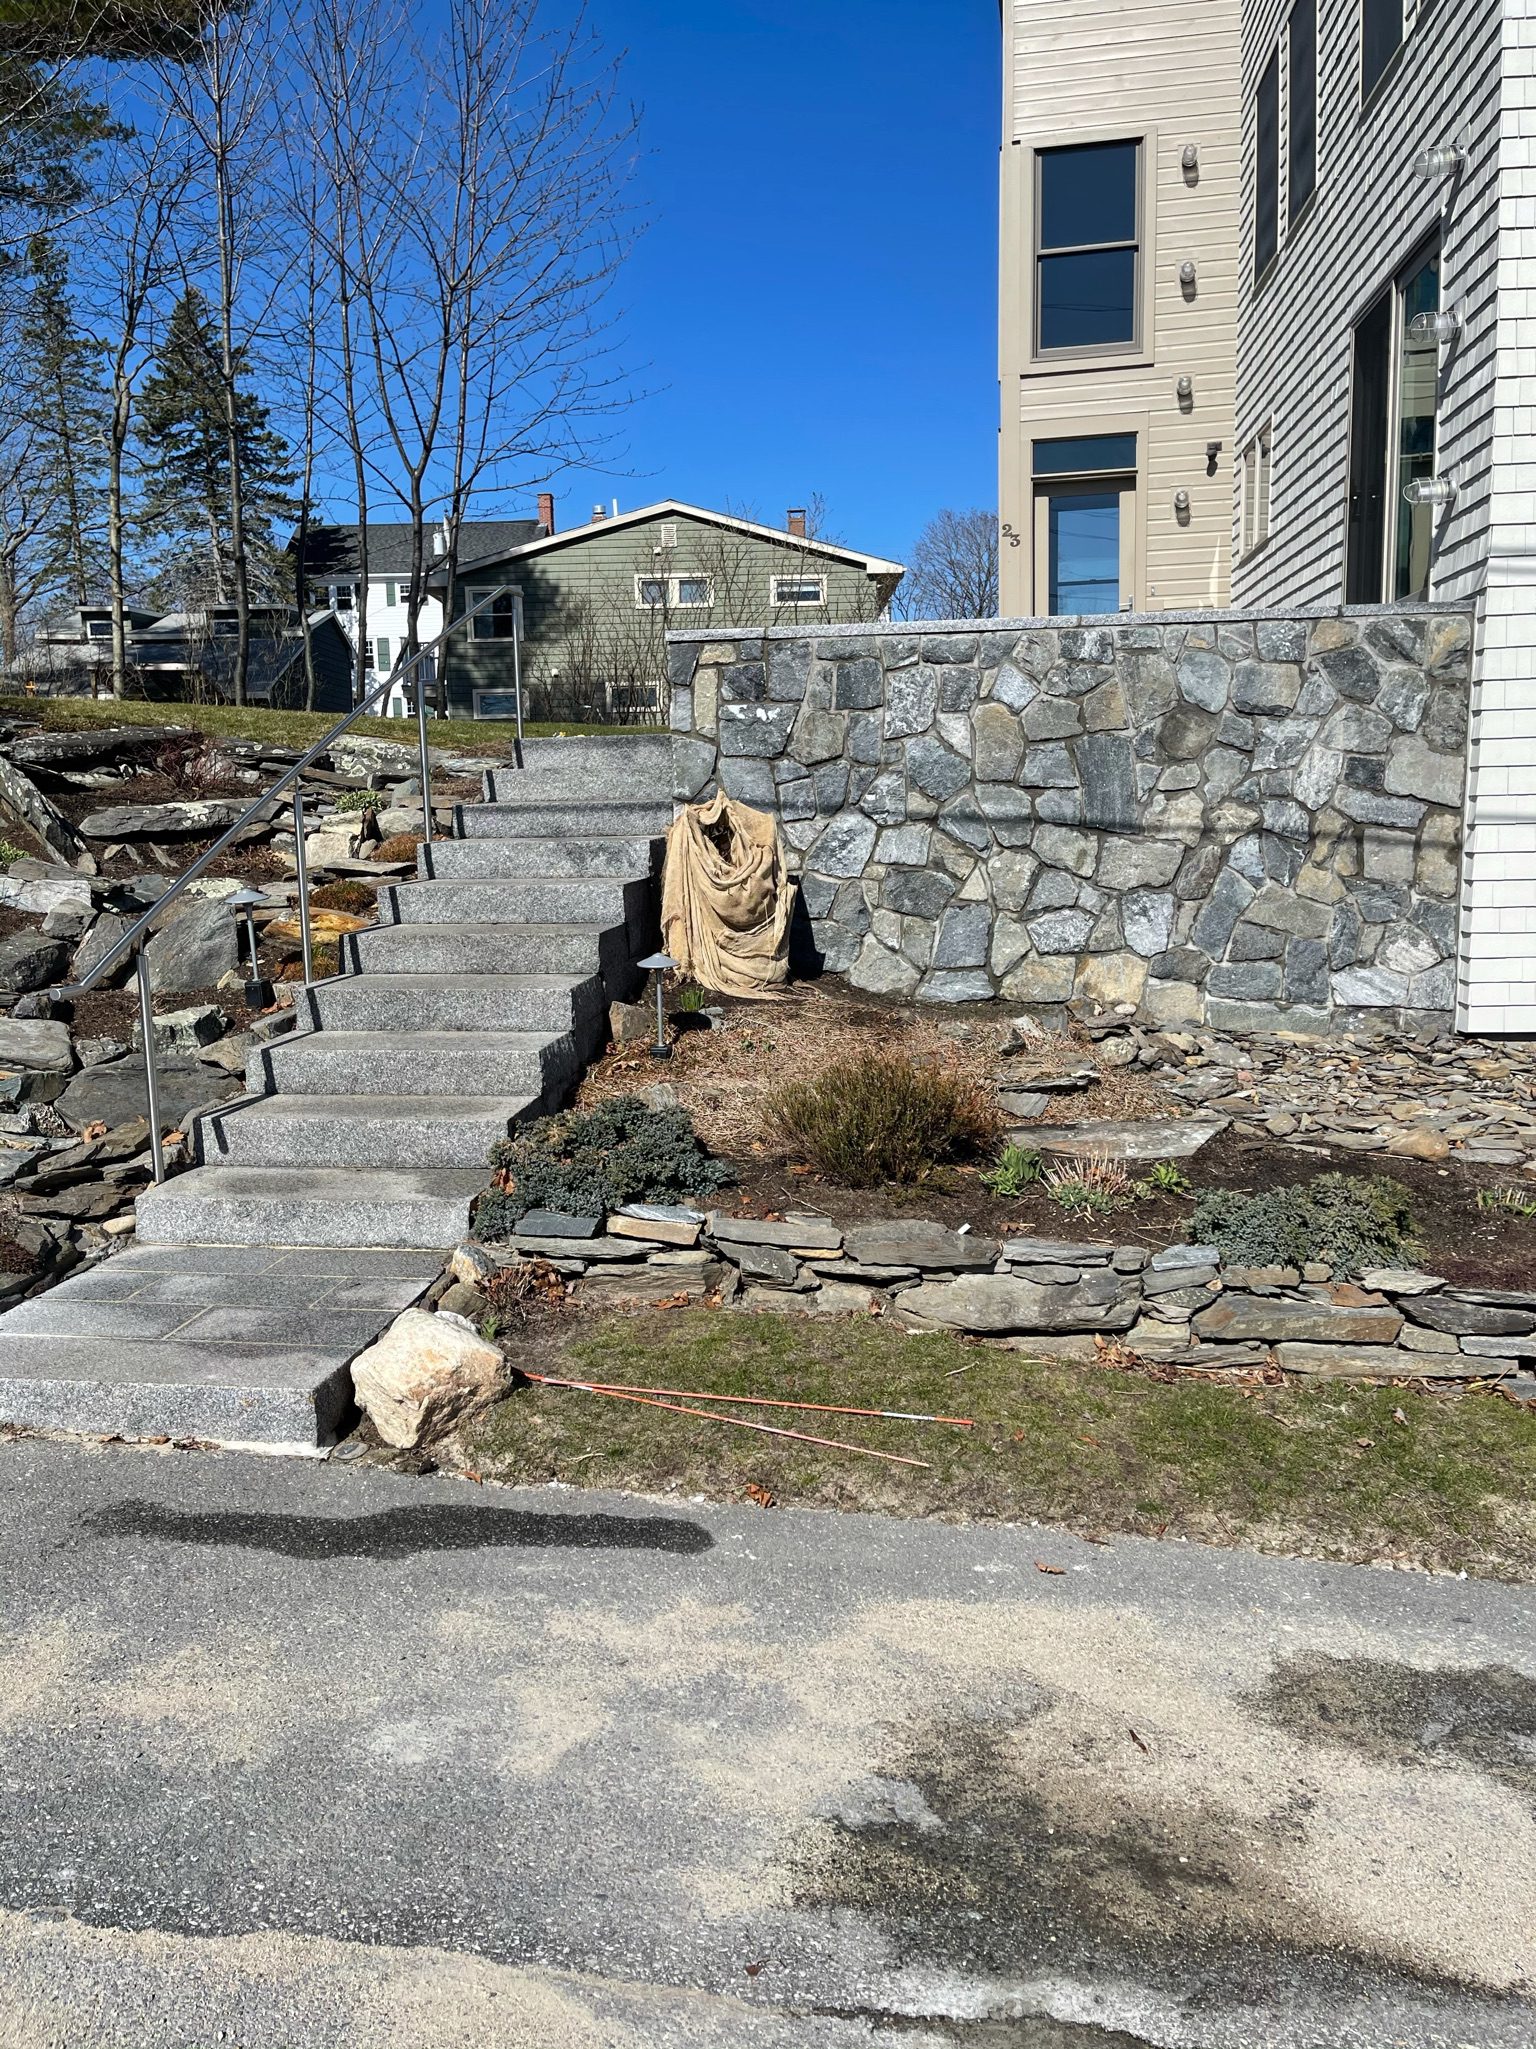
[770,1052,1001,1187]
[372,833,424,862]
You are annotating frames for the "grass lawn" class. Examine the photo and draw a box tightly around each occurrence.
[462,1308,1536,1579]
[0,693,631,756]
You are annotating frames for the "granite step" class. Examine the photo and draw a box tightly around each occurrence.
[484,735,672,802]
[344,919,632,981]
[382,874,649,928]
[455,799,672,839]
[421,835,664,881]
[199,1093,533,1169]
[251,1027,578,1100]
[135,1167,487,1249]
[305,971,601,1036]
[0,1244,443,1449]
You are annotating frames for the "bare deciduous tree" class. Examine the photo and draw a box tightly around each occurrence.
[895,506,999,622]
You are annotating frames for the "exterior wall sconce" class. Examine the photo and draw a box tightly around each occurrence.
[1408,305,1464,346]
[1413,141,1468,184]
[1403,475,1456,510]
[1181,144,1200,172]
[1179,260,1198,287]
[1176,375,1194,401]
[1173,489,1192,523]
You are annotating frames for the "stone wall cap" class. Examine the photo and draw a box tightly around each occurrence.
[666,601,1473,647]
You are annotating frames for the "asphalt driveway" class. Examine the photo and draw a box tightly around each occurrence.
[0,1436,1531,2047]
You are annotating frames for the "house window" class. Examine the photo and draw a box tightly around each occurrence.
[1034,140,1142,355]
[1032,432,1137,616]
[771,575,826,607]
[211,618,238,638]
[85,620,112,640]
[467,587,518,640]
[1254,48,1280,283]
[362,639,375,670]
[1288,0,1318,221]
[1362,0,1409,101]
[375,636,391,674]
[1241,425,1273,557]
[385,580,398,608]
[635,574,714,610]
[1346,237,1441,602]
[332,584,353,611]
[656,523,678,550]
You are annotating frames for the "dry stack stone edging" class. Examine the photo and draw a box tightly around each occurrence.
[468,1210,1535,1391]
[667,606,1473,1033]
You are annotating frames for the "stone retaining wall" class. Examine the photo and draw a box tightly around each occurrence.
[666,607,1474,1032]
[463,1209,1531,1386]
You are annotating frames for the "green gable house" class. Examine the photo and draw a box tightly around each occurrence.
[428,500,905,724]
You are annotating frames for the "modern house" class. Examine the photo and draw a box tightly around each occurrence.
[997,0,1242,616]
[426,500,906,724]
[1002,0,1536,1033]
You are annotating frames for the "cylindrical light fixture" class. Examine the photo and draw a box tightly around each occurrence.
[637,950,679,1061]
[1181,144,1200,172]
[1179,260,1198,287]
[1403,476,1456,510]
[1413,142,1467,184]
[1408,306,1463,346]
[1176,375,1194,401]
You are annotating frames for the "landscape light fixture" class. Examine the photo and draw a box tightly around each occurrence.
[637,950,679,1061]
[1403,475,1456,510]
[227,887,276,1007]
[1408,305,1463,346]
[1413,141,1467,185]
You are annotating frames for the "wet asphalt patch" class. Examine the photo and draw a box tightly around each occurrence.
[792,1708,1497,2013]
[1248,1652,1536,1805]
[80,1498,714,1558]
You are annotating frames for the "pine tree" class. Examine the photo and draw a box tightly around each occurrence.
[17,237,110,606]
[136,285,293,608]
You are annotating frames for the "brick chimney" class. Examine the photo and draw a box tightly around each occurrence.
[591,503,608,523]
[787,507,807,538]
[537,491,556,535]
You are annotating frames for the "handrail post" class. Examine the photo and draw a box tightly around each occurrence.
[415,653,432,839]
[512,604,525,769]
[292,786,314,986]
[136,947,165,1186]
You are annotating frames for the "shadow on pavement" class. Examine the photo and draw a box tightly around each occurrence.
[81,1498,715,1558]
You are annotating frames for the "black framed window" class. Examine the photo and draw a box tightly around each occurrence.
[1035,140,1141,354]
[1254,48,1280,283]
[1362,0,1404,100]
[1289,0,1317,219]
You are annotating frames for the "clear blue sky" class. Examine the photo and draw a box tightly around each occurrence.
[555,0,1000,567]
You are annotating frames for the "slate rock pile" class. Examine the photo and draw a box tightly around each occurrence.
[460,1208,1534,1389]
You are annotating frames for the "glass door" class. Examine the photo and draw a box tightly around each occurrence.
[1345,237,1441,603]
[1031,432,1138,615]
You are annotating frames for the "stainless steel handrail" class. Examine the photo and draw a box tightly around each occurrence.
[48,582,520,1185]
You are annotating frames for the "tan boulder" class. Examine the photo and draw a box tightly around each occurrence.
[351,1308,508,1448]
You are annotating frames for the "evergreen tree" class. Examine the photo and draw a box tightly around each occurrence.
[136,285,293,607]
[17,237,110,606]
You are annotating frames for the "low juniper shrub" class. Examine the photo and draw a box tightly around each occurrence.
[474,1094,734,1237]
[1190,1172,1416,1280]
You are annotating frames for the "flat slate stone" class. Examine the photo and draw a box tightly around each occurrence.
[56,1056,242,1135]
[708,1213,843,1253]
[510,1234,645,1262]
[1276,1342,1475,1379]
[517,1210,601,1239]
[998,1236,1113,1265]
[1148,1243,1222,1271]
[1195,1296,1403,1345]
[1360,1268,1446,1296]
[898,1269,1138,1336]
[843,1221,1000,1271]
[733,1243,805,1288]
[1039,1118,1228,1162]
[1143,1266,1218,1297]
[1403,1297,1536,1338]
[1459,1333,1536,1360]
[608,1214,701,1247]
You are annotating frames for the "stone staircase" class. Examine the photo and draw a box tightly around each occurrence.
[0,735,674,1451]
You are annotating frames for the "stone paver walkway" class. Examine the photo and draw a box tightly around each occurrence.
[0,1245,442,1451]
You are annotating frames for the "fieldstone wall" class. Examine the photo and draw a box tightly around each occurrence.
[667,607,1474,1031]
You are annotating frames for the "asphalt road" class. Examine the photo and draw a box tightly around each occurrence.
[0,1436,1531,2049]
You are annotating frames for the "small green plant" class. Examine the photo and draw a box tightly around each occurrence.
[479,1311,503,1342]
[673,983,707,1013]
[982,1144,1044,1198]
[1043,1154,1134,1219]
[1191,1172,1416,1280]
[0,838,27,864]
[476,1093,734,1237]
[770,1053,1002,1188]
[330,787,377,812]
[1477,1185,1536,1218]
[1136,1160,1192,1199]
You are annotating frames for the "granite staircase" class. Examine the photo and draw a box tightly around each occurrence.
[0,735,674,1452]
[139,733,675,1249]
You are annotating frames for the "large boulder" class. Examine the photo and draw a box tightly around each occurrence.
[54,1053,241,1132]
[0,1017,75,1071]
[145,894,239,992]
[80,798,245,840]
[7,727,161,773]
[0,932,71,998]
[351,1308,508,1448]
[899,1269,1139,1335]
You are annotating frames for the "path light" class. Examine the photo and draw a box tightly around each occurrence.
[637,950,678,1062]
[227,887,276,1006]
